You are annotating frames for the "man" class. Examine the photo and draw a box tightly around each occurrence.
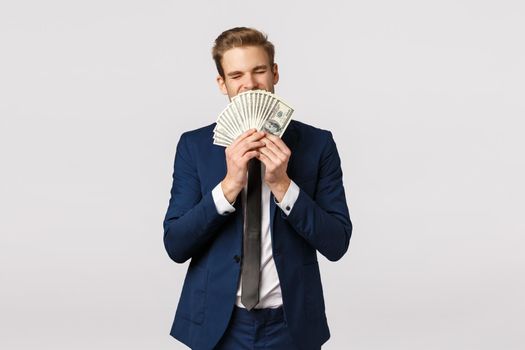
[163,27,352,349]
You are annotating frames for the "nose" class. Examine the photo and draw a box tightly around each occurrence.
[242,74,257,91]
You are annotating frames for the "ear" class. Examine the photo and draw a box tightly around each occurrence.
[216,75,228,95]
[272,63,280,85]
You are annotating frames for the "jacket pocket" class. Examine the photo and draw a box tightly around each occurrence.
[302,261,326,320]
[176,265,208,325]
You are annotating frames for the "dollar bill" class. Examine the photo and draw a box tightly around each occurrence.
[261,98,294,137]
[213,90,294,147]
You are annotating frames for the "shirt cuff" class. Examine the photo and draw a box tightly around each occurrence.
[274,180,300,216]
[211,183,236,215]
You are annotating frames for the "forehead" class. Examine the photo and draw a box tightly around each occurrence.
[221,46,271,73]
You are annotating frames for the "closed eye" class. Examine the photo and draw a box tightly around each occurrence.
[253,65,268,74]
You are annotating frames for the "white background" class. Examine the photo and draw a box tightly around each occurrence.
[1,1,524,349]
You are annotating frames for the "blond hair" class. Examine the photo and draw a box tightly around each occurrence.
[212,27,275,78]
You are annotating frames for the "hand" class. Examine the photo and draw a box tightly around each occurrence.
[221,129,265,203]
[257,133,292,202]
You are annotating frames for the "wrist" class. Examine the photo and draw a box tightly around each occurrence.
[221,177,242,204]
[269,177,291,203]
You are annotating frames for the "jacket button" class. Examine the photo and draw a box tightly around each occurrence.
[233,255,241,263]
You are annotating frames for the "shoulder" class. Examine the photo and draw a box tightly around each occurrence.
[174,123,218,162]
[290,119,332,137]
[288,120,335,151]
[179,123,215,143]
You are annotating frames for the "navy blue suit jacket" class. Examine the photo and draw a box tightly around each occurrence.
[163,120,352,349]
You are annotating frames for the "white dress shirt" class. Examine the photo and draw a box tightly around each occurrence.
[211,163,300,309]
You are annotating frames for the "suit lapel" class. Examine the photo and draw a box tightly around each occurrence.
[269,121,298,239]
[207,125,229,191]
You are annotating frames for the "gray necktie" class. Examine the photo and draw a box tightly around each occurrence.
[241,158,261,310]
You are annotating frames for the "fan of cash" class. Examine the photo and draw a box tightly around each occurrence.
[213,90,294,147]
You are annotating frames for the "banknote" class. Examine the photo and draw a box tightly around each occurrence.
[261,99,293,137]
[213,90,294,147]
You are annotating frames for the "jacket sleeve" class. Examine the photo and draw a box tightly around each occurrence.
[162,133,230,263]
[283,131,352,261]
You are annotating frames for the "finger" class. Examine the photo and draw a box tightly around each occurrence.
[240,149,260,163]
[264,133,291,155]
[258,146,279,165]
[233,132,265,154]
[261,137,287,162]
[244,131,266,144]
[236,140,265,158]
[230,128,258,149]
[232,131,265,152]
[257,152,271,168]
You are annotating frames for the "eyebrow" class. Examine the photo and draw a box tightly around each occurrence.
[252,65,268,71]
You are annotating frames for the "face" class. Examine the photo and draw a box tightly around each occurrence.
[216,45,279,100]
